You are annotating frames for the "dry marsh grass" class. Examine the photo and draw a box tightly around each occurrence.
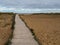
[0,13,15,45]
[19,13,60,45]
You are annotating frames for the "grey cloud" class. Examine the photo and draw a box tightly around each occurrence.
[0,0,60,9]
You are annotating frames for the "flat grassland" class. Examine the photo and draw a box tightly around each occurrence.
[20,13,60,45]
[0,13,14,45]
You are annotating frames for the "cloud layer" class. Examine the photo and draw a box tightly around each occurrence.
[0,0,60,9]
[0,0,60,13]
[0,6,60,13]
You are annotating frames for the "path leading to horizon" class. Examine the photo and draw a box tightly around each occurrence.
[11,14,39,45]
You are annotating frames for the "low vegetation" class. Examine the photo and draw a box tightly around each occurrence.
[0,13,15,45]
[19,13,60,45]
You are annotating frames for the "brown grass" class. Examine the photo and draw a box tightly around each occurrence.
[0,13,14,45]
[19,13,60,45]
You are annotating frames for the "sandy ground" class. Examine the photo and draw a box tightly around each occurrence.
[0,13,14,45]
[20,14,60,45]
[11,15,39,45]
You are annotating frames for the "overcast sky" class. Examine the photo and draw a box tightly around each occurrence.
[0,0,60,13]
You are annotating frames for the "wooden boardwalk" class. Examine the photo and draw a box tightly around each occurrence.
[11,14,39,45]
